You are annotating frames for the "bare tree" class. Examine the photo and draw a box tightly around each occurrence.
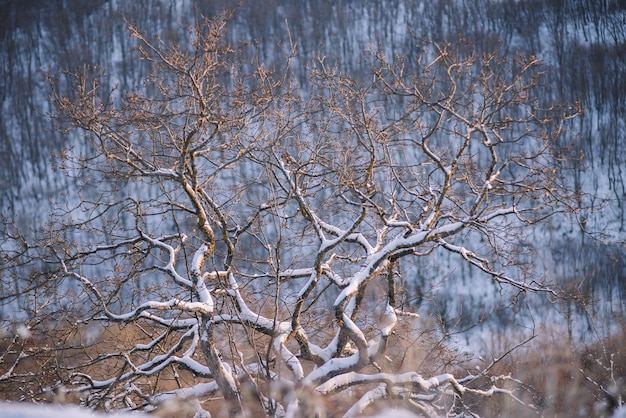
[1,13,581,418]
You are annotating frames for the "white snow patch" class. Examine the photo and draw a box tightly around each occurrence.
[16,325,31,339]
[612,405,626,418]
[366,408,421,418]
[0,402,149,418]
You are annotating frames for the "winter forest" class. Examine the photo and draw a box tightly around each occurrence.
[0,0,625,417]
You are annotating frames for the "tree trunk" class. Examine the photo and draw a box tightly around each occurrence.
[200,316,242,417]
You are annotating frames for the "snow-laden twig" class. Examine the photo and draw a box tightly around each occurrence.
[343,383,387,417]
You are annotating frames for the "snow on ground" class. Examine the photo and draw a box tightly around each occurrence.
[368,409,421,418]
[1,402,149,418]
[613,406,626,418]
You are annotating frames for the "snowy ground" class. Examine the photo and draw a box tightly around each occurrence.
[1,402,149,418]
[3,401,624,418]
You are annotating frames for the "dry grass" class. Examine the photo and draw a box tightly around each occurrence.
[1,315,624,417]
[465,326,626,418]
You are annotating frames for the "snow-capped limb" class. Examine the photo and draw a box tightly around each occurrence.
[102,297,214,321]
[203,270,228,280]
[94,312,190,328]
[333,219,467,309]
[91,125,183,181]
[459,333,537,386]
[343,384,387,418]
[130,328,200,371]
[292,327,329,364]
[275,334,304,381]
[198,319,240,412]
[60,267,116,320]
[0,349,28,382]
[313,369,533,417]
[284,398,299,418]
[74,232,175,257]
[317,205,368,255]
[140,232,193,288]
[315,371,463,396]
[69,334,196,392]
[150,381,221,406]
[190,243,214,312]
[173,355,212,377]
[438,238,556,294]
[316,217,375,255]
[316,371,414,395]
[131,330,169,352]
[279,267,315,279]
[308,323,342,363]
[303,354,362,386]
[135,312,197,329]
[340,314,369,366]
[453,377,532,411]
[191,243,210,278]
[273,148,331,243]
[477,205,518,223]
[321,265,347,286]
[295,272,318,300]
[213,312,287,336]
[303,337,386,386]
[380,303,398,337]
[394,309,421,319]
[277,264,347,286]
[213,272,291,334]
[148,167,180,178]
